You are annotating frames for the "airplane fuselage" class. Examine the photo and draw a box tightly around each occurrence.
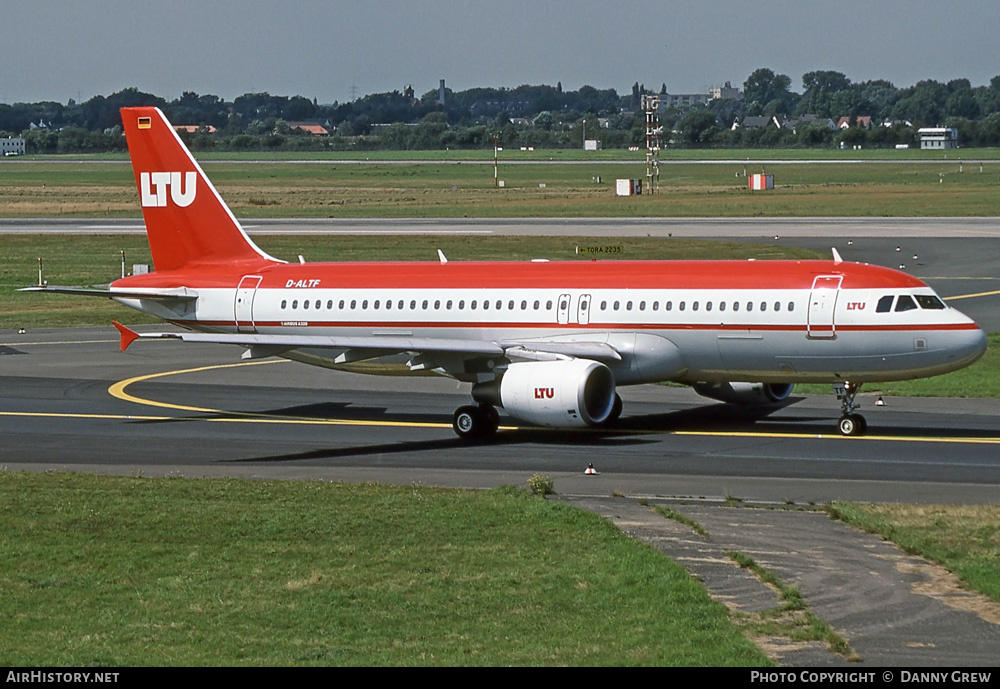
[112,258,987,387]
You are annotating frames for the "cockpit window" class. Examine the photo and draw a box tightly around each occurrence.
[876,296,894,313]
[916,295,946,310]
[895,295,917,312]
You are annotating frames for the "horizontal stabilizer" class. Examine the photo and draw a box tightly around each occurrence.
[21,285,198,302]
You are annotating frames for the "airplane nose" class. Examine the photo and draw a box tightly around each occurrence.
[956,327,988,367]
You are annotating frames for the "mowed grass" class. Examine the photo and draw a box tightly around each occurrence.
[0,473,770,667]
[2,158,998,217]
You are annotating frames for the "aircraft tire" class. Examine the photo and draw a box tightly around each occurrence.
[838,414,866,436]
[453,405,499,441]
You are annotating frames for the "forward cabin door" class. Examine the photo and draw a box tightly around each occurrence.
[235,275,263,333]
[807,275,842,339]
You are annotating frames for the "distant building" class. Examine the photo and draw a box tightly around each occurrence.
[288,122,329,136]
[661,92,711,108]
[709,81,742,101]
[917,127,958,149]
[836,115,872,129]
[174,125,218,134]
[661,81,741,109]
[2,137,25,156]
[735,115,781,131]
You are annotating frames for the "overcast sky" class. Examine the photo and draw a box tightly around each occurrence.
[5,0,998,104]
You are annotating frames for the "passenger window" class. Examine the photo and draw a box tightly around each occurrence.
[361,300,367,309]
[397,300,404,309]
[546,300,553,310]
[719,301,726,312]
[692,301,699,311]
[303,300,309,310]
[613,301,620,311]
[422,300,428,309]
[338,300,345,309]
[679,302,686,311]
[446,300,453,309]
[315,300,321,309]
[774,301,780,312]
[534,300,540,310]
[327,300,333,309]
[626,301,633,311]
[435,300,441,309]
[760,302,766,312]
[600,300,607,310]
[639,301,646,311]
[787,301,794,312]
[410,300,416,310]
[459,300,465,310]
[733,301,739,311]
[666,301,672,311]
[653,301,659,311]
[706,301,712,312]
[292,300,299,309]
[471,300,477,309]
[746,302,753,312]
[876,296,894,313]
[522,300,528,310]
[374,300,381,309]
[895,295,917,312]
[281,300,287,309]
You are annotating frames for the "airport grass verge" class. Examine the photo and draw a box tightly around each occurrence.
[828,503,1000,604]
[0,472,770,667]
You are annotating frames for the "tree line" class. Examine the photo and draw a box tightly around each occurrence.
[3,69,1000,153]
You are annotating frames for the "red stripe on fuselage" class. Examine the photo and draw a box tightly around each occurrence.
[112,259,929,292]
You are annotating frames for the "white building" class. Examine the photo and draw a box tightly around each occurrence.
[917,127,958,149]
[2,137,25,156]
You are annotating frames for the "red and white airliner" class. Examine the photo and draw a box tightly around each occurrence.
[33,107,988,439]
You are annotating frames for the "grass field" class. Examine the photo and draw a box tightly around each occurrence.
[0,473,771,667]
[2,157,999,217]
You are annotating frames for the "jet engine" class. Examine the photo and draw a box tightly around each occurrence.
[691,382,794,405]
[473,359,617,428]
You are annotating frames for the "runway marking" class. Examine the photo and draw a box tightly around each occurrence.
[97,362,1000,444]
[944,289,1000,302]
[0,338,115,347]
[107,360,454,429]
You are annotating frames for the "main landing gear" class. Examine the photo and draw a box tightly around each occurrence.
[834,381,867,436]
[453,403,499,441]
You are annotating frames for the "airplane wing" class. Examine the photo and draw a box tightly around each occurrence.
[112,322,622,368]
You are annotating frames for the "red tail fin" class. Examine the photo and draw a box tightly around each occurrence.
[120,107,281,272]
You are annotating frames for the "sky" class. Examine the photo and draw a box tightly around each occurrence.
[4,0,998,104]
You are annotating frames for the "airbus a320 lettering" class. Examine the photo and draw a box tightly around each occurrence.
[29,107,988,440]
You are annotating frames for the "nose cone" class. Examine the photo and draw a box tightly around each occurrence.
[959,327,989,368]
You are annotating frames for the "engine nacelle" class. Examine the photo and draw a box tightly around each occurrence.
[691,382,794,405]
[473,359,617,428]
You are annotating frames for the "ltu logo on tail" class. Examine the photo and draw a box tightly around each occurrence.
[140,172,196,207]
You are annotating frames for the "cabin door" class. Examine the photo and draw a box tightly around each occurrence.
[235,275,263,333]
[807,275,842,339]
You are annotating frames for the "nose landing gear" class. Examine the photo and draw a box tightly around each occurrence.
[834,381,867,436]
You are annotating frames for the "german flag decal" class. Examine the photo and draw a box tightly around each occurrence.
[137,117,152,129]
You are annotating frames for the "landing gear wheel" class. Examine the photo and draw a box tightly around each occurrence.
[838,414,867,436]
[452,404,499,441]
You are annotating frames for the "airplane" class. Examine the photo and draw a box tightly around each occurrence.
[26,106,988,440]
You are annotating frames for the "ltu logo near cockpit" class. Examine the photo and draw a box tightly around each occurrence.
[140,171,196,207]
